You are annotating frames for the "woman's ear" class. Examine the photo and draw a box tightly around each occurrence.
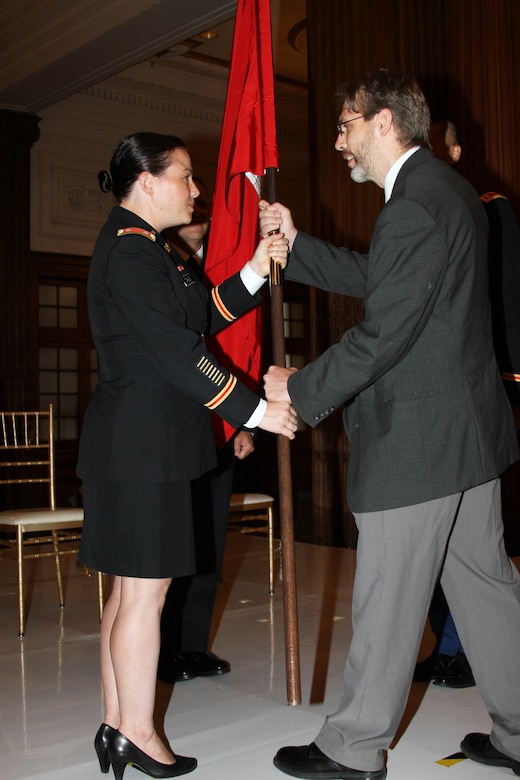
[137,170,154,197]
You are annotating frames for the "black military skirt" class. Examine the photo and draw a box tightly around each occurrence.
[79,480,196,578]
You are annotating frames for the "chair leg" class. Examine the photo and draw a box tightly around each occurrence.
[268,506,274,595]
[51,530,66,608]
[16,526,25,638]
[97,571,105,622]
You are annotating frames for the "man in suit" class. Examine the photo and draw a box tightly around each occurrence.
[158,179,255,683]
[259,69,520,780]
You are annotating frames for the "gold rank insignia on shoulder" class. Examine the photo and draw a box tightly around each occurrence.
[480,192,507,204]
[117,227,157,241]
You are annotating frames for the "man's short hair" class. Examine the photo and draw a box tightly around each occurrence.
[336,68,431,149]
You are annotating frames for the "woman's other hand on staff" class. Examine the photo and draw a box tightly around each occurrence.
[248,233,289,278]
[258,401,298,440]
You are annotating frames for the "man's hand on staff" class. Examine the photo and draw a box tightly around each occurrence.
[263,365,298,404]
[259,200,298,249]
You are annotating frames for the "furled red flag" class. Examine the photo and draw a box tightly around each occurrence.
[204,0,279,447]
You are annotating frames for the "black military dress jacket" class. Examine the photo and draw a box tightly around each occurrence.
[77,206,261,483]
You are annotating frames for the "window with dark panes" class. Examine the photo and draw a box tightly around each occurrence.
[31,257,94,445]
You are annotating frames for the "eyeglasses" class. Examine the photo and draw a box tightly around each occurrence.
[336,115,365,135]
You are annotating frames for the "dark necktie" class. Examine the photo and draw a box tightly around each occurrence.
[186,255,203,279]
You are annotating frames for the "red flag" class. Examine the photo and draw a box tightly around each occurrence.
[204,0,279,447]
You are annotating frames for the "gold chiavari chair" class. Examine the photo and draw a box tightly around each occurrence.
[0,404,103,636]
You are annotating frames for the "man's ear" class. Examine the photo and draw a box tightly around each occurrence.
[449,144,462,163]
[377,107,394,137]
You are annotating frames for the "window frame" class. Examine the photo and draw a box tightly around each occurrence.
[29,253,93,447]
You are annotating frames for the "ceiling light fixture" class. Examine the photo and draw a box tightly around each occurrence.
[199,30,218,39]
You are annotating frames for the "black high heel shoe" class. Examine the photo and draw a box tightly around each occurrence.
[95,723,117,773]
[108,730,197,780]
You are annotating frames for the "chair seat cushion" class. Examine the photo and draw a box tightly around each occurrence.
[229,493,274,511]
[0,507,84,528]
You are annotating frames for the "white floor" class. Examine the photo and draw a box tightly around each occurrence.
[1,532,518,780]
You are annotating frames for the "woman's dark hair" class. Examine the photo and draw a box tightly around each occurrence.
[98,132,188,201]
[336,68,431,149]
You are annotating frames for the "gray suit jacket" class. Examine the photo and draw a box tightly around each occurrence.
[286,148,518,512]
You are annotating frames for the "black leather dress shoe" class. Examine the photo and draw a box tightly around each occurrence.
[432,651,475,688]
[158,650,230,684]
[182,650,230,677]
[157,657,196,684]
[273,742,386,780]
[413,653,451,682]
[461,733,520,775]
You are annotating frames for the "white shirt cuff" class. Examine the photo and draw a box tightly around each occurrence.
[245,398,266,429]
[240,262,268,294]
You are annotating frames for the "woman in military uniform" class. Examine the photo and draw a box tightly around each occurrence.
[77,132,296,780]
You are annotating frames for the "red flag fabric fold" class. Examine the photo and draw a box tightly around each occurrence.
[204,0,278,447]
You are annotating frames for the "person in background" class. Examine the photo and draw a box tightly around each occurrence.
[260,70,520,780]
[414,116,520,689]
[430,117,520,408]
[77,132,297,780]
[158,179,255,683]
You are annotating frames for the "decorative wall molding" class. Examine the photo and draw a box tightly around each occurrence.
[31,150,112,256]
[61,180,109,221]
[82,83,225,127]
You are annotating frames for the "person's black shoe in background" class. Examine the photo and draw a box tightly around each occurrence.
[158,650,230,684]
[433,651,475,688]
[413,653,451,682]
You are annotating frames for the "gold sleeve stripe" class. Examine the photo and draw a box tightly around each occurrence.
[502,372,520,383]
[117,227,157,241]
[196,356,226,386]
[211,286,236,322]
[205,375,238,410]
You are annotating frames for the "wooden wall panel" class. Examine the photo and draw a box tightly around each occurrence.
[0,111,40,410]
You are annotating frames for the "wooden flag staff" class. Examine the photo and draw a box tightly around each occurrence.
[265,166,301,706]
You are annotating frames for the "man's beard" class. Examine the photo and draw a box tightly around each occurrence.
[349,126,376,183]
[350,165,369,184]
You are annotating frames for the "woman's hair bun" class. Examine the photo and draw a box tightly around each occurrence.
[98,170,113,193]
